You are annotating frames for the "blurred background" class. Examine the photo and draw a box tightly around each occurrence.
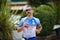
[0,0,60,40]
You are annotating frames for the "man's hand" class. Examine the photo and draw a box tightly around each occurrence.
[23,22,27,26]
[23,22,28,28]
[36,29,40,34]
[36,26,42,34]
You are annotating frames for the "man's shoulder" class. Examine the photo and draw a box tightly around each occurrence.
[33,17,39,21]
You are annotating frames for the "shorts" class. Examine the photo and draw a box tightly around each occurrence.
[24,37,36,40]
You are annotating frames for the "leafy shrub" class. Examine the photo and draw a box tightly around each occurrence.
[0,0,12,40]
[27,0,52,7]
[34,5,57,36]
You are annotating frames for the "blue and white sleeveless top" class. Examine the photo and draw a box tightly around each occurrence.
[19,17,41,38]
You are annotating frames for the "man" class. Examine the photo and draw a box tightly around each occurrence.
[17,6,42,40]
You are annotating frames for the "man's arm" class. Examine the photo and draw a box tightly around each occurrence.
[17,26,24,32]
[36,18,42,34]
[36,25,42,34]
[17,22,27,32]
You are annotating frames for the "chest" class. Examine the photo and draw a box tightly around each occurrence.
[24,19,36,26]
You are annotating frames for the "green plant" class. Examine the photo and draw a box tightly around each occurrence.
[20,11,27,19]
[34,5,57,36]
[0,0,12,40]
[9,10,21,30]
[53,0,60,24]
[27,0,52,7]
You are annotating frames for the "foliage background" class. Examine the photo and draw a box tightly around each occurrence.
[34,5,57,36]
[53,0,60,24]
[0,0,12,40]
[27,0,52,7]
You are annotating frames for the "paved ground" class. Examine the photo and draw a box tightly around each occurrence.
[12,30,25,40]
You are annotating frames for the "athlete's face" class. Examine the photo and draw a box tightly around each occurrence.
[26,7,34,16]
